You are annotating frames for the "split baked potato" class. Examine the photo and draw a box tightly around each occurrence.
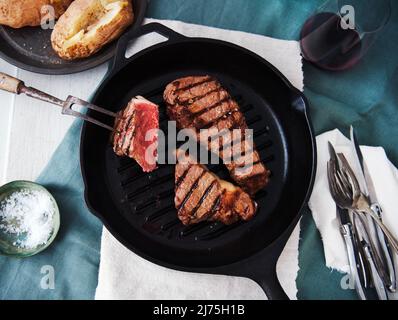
[51,0,134,60]
[0,0,73,28]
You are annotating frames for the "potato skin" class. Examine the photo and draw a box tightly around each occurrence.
[51,0,134,60]
[0,0,72,28]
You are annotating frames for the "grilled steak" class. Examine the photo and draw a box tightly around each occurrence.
[164,75,270,195]
[112,96,159,172]
[175,151,257,225]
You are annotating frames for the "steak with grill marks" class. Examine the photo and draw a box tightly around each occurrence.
[164,75,270,195]
[175,151,257,225]
[112,96,159,172]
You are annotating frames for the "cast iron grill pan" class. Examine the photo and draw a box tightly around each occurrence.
[105,77,286,260]
[80,23,316,299]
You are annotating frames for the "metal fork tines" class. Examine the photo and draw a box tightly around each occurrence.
[327,142,398,299]
[19,82,118,132]
[328,152,391,277]
[334,153,398,254]
[327,155,368,299]
[62,96,118,132]
[0,72,118,132]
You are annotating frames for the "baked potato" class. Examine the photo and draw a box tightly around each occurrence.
[51,0,134,60]
[0,0,73,28]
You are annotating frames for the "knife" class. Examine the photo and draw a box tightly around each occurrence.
[363,240,389,300]
[350,126,396,293]
[351,210,371,288]
[336,206,367,300]
[354,213,388,300]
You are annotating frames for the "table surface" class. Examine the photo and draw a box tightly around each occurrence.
[0,20,303,300]
[2,0,397,184]
[1,0,397,300]
[0,62,108,185]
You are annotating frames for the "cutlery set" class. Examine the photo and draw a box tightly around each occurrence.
[327,127,397,300]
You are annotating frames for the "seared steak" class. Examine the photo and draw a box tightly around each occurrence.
[164,75,270,195]
[112,96,159,172]
[175,151,257,225]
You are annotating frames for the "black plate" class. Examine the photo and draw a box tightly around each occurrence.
[80,23,317,299]
[0,0,147,75]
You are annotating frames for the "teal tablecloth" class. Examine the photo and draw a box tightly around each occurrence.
[1,0,397,300]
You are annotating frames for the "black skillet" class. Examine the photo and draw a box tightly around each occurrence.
[80,23,317,300]
[0,0,147,75]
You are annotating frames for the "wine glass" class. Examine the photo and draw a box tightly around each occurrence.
[300,0,391,71]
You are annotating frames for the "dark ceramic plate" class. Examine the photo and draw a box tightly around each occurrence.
[0,0,147,75]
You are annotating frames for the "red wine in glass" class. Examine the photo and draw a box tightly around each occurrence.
[300,12,362,71]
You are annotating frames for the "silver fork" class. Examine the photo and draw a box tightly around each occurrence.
[328,151,398,254]
[327,152,390,299]
[0,72,118,132]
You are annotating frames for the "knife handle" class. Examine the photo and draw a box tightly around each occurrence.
[371,204,397,292]
[341,224,367,300]
[363,240,388,300]
[351,212,371,288]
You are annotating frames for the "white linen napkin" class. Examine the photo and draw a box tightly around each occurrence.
[309,129,398,278]
[95,18,304,300]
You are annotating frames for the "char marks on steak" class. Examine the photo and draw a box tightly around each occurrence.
[175,151,257,225]
[164,76,270,195]
[112,96,159,172]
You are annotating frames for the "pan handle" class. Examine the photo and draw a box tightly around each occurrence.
[111,22,186,72]
[216,227,293,300]
[254,267,289,300]
[246,222,297,300]
[247,238,290,300]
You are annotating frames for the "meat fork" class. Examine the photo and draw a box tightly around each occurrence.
[0,72,118,132]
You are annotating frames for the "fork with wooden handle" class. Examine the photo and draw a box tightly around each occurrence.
[0,72,117,131]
